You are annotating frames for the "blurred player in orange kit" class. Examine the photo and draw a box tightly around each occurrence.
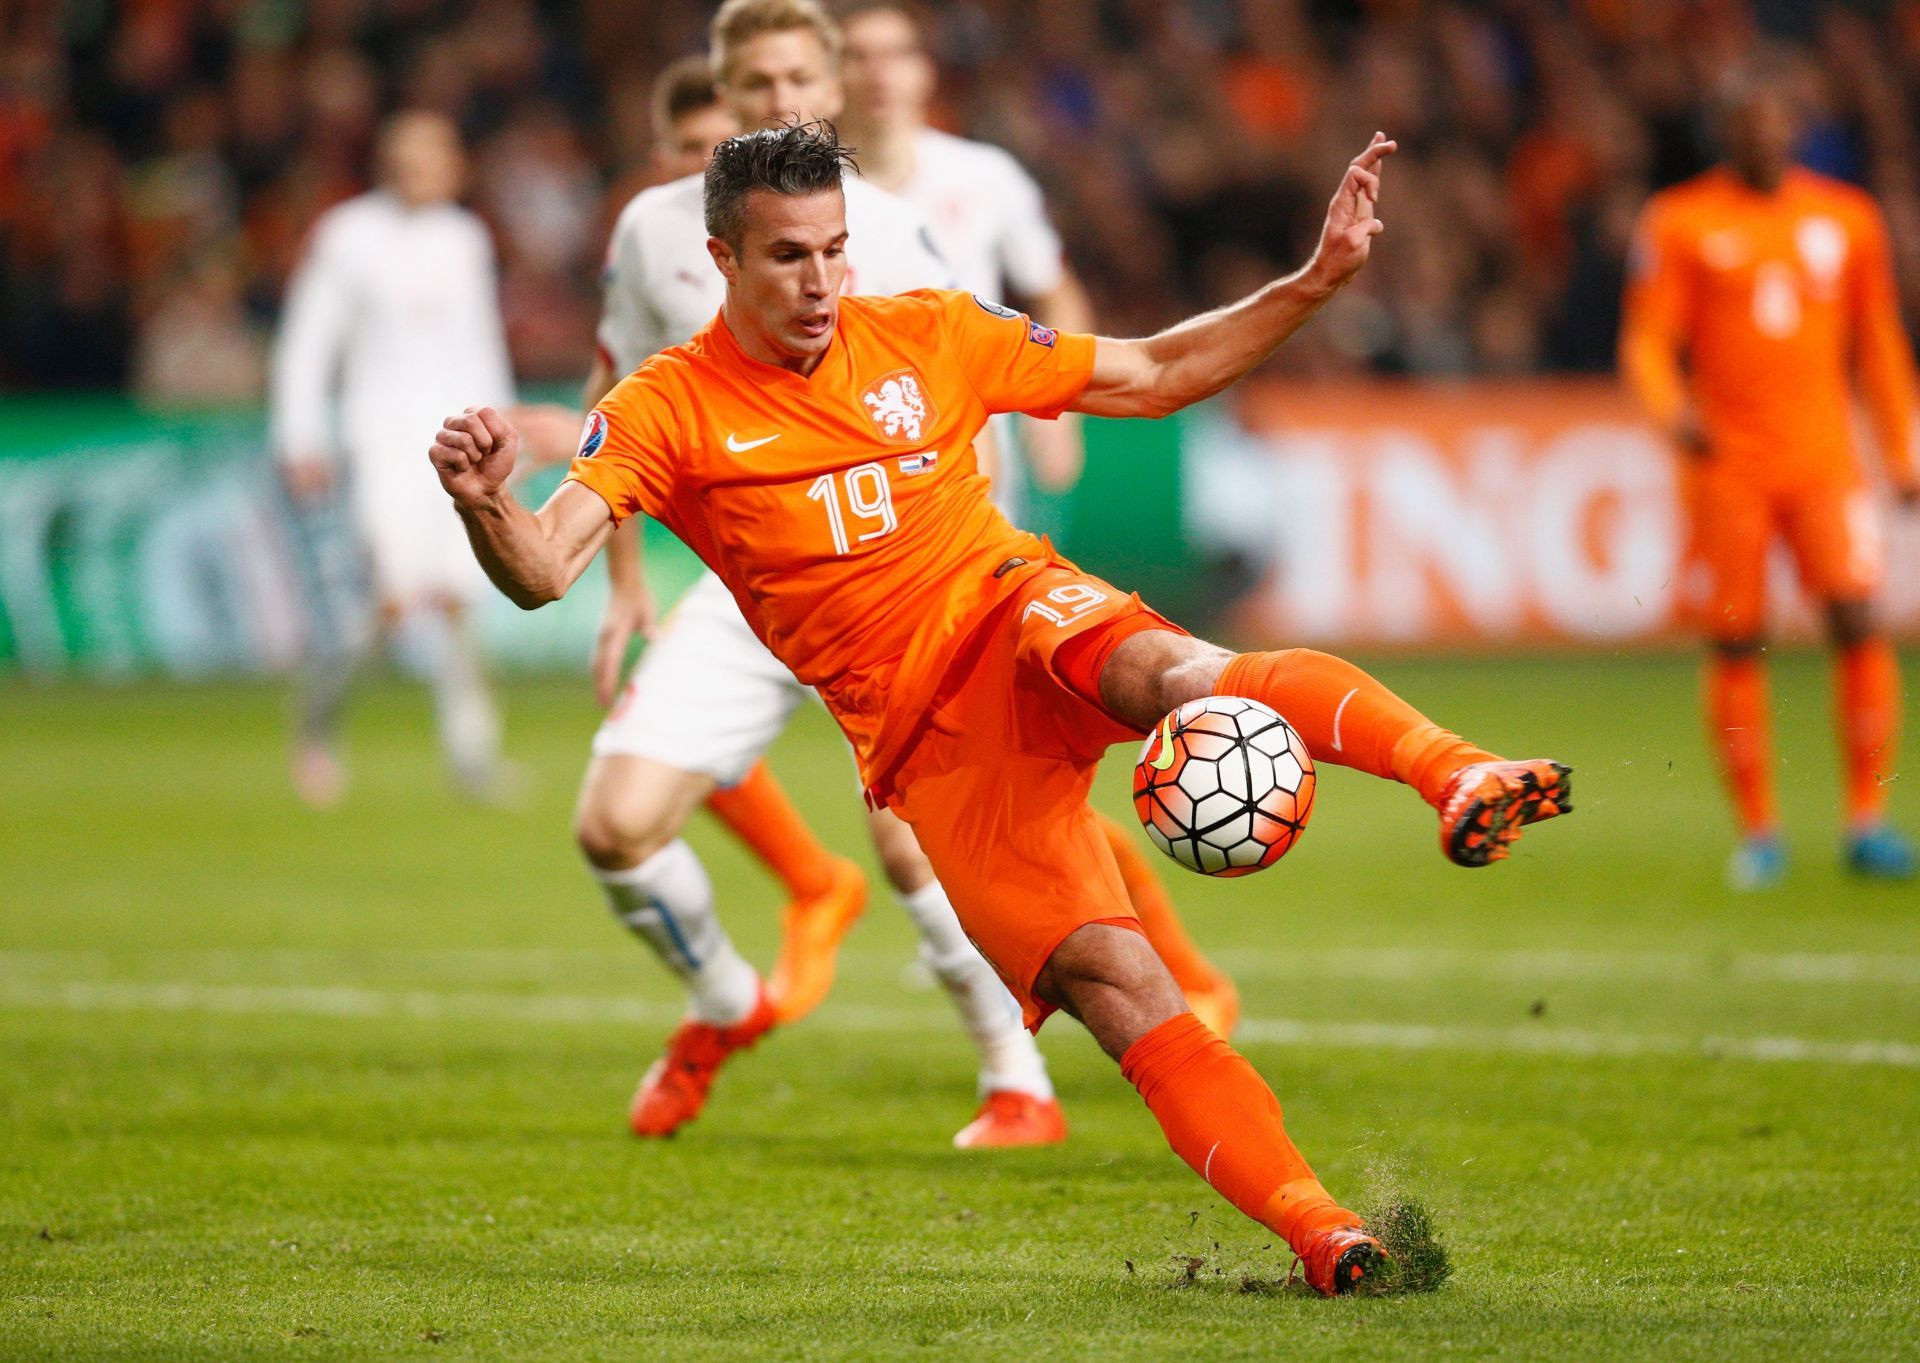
[1622,72,1918,888]
[836,0,1240,1035]
[427,121,1572,1295]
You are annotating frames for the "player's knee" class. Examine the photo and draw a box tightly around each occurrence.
[1099,633,1233,729]
[1825,599,1876,648]
[1039,924,1187,1059]
[573,792,674,870]
[1711,636,1765,661]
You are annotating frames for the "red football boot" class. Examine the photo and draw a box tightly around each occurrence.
[1437,759,1573,867]
[950,1091,1068,1149]
[1296,1224,1390,1296]
[628,988,778,1138]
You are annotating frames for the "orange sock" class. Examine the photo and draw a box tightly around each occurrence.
[1217,650,1495,806]
[1705,654,1776,834]
[1837,639,1901,828]
[704,762,838,900]
[1120,1013,1357,1253]
[1098,813,1222,995]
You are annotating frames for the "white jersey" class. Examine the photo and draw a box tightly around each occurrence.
[895,128,1065,303]
[596,170,952,374]
[270,191,513,602]
[271,190,514,472]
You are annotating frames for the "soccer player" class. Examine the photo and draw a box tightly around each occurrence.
[837,0,1241,1034]
[427,121,1572,1295]
[573,0,1068,1148]
[272,110,515,806]
[1621,74,1918,888]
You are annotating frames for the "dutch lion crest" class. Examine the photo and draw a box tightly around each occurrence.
[860,369,935,443]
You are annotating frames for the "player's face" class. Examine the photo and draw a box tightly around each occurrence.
[381,113,465,207]
[1726,90,1796,191]
[711,188,849,370]
[656,103,739,180]
[722,29,844,127]
[841,9,934,127]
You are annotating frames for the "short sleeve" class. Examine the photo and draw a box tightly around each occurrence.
[935,290,1095,419]
[562,370,680,524]
[991,152,1067,299]
[596,201,671,376]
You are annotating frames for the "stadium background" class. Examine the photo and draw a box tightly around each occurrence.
[5,5,1920,1359]
[7,0,1920,677]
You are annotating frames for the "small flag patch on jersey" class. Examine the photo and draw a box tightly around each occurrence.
[1027,322,1057,348]
[898,450,938,475]
[578,409,609,458]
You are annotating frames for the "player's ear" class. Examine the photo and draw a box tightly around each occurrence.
[707,236,737,283]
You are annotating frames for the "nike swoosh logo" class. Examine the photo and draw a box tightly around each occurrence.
[726,433,781,453]
[1331,687,1358,753]
[1149,715,1176,771]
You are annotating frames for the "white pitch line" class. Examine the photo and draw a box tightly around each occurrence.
[5,947,1920,986]
[3,978,1917,1070]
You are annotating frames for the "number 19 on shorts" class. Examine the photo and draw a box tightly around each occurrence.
[808,462,898,555]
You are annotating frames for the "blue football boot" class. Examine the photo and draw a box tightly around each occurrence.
[1726,833,1787,891]
[1844,824,1916,881]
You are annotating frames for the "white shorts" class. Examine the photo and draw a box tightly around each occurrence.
[348,449,485,606]
[591,572,809,787]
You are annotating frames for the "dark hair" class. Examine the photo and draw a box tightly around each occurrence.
[650,56,719,136]
[703,119,857,246]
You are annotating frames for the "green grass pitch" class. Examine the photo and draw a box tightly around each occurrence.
[3,652,1916,1360]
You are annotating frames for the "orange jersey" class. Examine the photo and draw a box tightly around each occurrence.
[1621,167,1918,490]
[565,289,1096,784]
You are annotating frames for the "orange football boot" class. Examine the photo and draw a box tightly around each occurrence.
[1296,1223,1390,1296]
[1437,760,1573,867]
[628,988,778,1138]
[950,1091,1069,1149]
[1185,973,1242,1041]
[767,855,868,1023]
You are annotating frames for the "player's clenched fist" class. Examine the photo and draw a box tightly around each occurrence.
[1309,132,1397,292]
[430,405,520,508]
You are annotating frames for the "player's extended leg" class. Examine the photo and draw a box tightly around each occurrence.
[575,753,774,1136]
[1705,639,1785,889]
[1094,813,1239,1037]
[864,806,1066,1148]
[407,599,509,801]
[1033,923,1381,1294]
[1826,600,1912,879]
[703,761,867,1023]
[1095,633,1571,866]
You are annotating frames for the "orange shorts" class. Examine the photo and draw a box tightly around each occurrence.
[1682,468,1883,641]
[885,562,1186,1031]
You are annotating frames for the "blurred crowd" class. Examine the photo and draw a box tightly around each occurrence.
[5,0,1919,401]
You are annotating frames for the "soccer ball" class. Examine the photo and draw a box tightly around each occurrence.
[1132,696,1315,877]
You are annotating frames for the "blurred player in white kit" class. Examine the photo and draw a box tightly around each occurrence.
[566,0,1072,1148]
[271,110,515,805]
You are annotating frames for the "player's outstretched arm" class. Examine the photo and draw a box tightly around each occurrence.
[1073,134,1395,420]
[430,406,614,609]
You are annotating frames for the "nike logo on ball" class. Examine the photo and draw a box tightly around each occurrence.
[726,432,781,452]
[1149,716,1176,771]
